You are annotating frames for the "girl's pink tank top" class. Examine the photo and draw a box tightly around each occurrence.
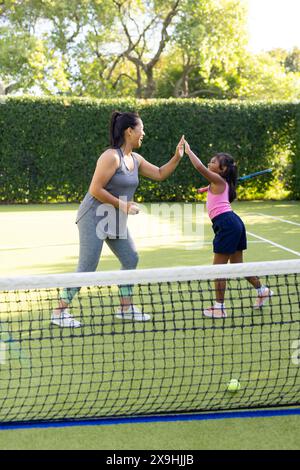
[206,181,232,220]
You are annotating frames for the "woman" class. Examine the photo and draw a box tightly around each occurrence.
[51,111,184,327]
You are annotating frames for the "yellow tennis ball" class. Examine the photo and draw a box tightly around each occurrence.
[227,379,241,392]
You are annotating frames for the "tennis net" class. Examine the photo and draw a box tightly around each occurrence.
[0,259,299,425]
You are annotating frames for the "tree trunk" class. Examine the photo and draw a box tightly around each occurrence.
[144,67,156,98]
[182,74,189,97]
[174,63,194,97]
[135,65,143,98]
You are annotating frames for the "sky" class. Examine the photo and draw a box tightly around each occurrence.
[247,0,300,52]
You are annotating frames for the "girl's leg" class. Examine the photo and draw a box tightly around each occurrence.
[204,253,230,318]
[229,251,273,308]
[213,253,231,303]
[229,251,261,288]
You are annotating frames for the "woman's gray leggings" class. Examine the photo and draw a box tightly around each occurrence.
[60,207,139,304]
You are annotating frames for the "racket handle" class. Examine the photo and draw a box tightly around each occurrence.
[197,186,208,193]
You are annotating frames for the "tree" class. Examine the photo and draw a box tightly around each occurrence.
[0,25,37,94]
[0,0,184,97]
[268,47,300,73]
[284,47,300,73]
[1,0,300,100]
[234,52,300,100]
[88,0,183,98]
[166,0,249,98]
[70,0,183,98]
[0,0,75,94]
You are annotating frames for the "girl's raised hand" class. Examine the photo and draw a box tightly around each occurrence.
[184,139,191,154]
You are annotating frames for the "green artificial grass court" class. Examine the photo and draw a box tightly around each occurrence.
[0,201,300,449]
[1,200,300,275]
[0,415,299,450]
[1,277,298,423]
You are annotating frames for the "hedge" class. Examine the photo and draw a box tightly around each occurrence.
[0,96,299,203]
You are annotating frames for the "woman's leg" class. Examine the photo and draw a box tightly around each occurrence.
[52,209,104,326]
[105,230,138,310]
[106,230,150,321]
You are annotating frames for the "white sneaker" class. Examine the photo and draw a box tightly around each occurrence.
[115,305,151,322]
[51,309,82,328]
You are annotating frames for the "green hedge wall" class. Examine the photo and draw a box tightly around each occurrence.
[293,104,300,199]
[0,96,299,203]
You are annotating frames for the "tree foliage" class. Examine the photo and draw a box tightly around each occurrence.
[1,0,300,100]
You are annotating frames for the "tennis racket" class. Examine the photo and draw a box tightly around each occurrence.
[197,168,273,193]
[238,168,273,182]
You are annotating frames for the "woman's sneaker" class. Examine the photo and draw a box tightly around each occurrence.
[51,309,82,328]
[254,287,274,309]
[115,305,151,322]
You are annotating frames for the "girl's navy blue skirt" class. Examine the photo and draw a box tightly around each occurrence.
[211,211,247,254]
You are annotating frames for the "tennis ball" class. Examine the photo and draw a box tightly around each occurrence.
[227,379,241,392]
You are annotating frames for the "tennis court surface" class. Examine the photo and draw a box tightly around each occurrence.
[0,260,300,425]
[0,201,299,449]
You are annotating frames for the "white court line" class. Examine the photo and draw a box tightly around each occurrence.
[0,240,265,251]
[253,213,300,227]
[0,241,265,251]
[247,231,300,257]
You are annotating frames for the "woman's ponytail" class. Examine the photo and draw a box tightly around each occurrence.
[109,111,140,148]
[109,111,122,148]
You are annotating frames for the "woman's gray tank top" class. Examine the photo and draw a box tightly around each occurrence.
[75,148,139,237]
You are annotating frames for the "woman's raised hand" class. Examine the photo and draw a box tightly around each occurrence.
[175,135,185,159]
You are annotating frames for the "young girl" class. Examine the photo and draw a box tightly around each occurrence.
[184,140,273,318]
